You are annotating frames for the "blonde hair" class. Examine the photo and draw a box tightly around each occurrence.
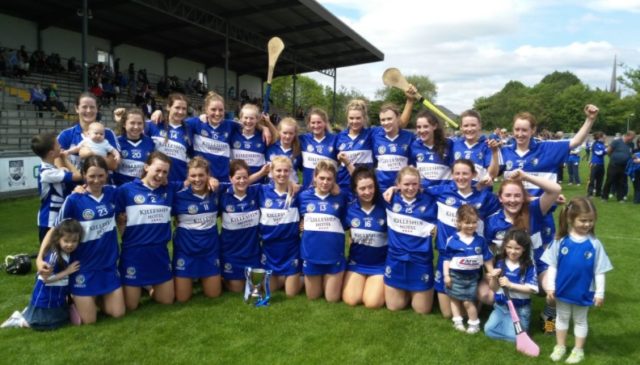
[204,91,225,109]
[270,155,293,171]
[346,99,369,126]
[278,117,300,158]
[306,107,331,133]
[239,103,260,119]
[395,166,420,185]
[379,102,400,117]
[188,156,210,172]
[314,159,337,178]
[556,197,597,239]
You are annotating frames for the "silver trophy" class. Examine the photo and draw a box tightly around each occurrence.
[244,267,272,307]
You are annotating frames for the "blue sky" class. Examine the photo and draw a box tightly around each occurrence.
[312,0,640,113]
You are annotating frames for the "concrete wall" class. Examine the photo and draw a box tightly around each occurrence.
[114,44,165,75]
[0,13,37,50]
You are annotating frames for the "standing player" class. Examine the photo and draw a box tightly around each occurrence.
[410,110,453,189]
[113,109,155,186]
[265,117,302,184]
[451,110,499,184]
[299,108,338,189]
[230,104,277,180]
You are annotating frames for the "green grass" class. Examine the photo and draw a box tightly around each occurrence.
[0,162,639,364]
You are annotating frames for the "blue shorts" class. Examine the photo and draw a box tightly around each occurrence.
[119,245,173,286]
[173,250,221,278]
[446,270,480,301]
[23,304,69,331]
[383,257,434,292]
[534,246,549,274]
[70,267,121,296]
[262,240,301,276]
[302,258,346,276]
[221,260,262,280]
[434,253,446,293]
[347,260,386,276]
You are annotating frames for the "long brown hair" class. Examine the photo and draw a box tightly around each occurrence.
[495,228,533,279]
[497,179,530,233]
[416,110,447,160]
[278,117,301,158]
[46,219,84,270]
[556,197,597,239]
[164,93,190,143]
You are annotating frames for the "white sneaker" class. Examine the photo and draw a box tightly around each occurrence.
[550,345,567,362]
[453,322,466,332]
[1,311,27,328]
[565,348,584,364]
[466,324,480,334]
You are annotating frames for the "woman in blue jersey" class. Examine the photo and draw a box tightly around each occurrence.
[259,156,302,297]
[451,110,499,183]
[116,152,177,310]
[266,117,302,184]
[299,159,348,302]
[148,93,192,183]
[299,108,338,189]
[57,93,119,172]
[37,155,125,324]
[383,166,437,314]
[410,110,453,189]
[113,109,155,186]
[219,159,262,293]
[173,156,222,302]
[342,166,387,308]
[230,103,277,180]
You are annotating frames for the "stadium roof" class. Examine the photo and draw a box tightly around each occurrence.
[0,0,384,78]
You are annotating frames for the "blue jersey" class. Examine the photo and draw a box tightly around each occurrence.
[186,118,239,183]
[230,130,267,178]
[542,235,613,306]
[265,141,302,184]
[300,133,338,189]
[30,251,70,309]
[346,199,387,267]
[499,138,570,196]
[428,182,501,252]
[115,179,178,249]
[335,128,374,191]
[148,122,191,183]
[57,186,119,272]
[451,135,493,180]
[259,183,300,245]
[493,259,538,307]
[37,162,73,228]
[172,186,220,256]
[57,123,119,171]
[298,188,347,264]
[113,135,155,186]
[443,232,492,273]
[219,183,261,265]
[385,192,437,263]
[410,138,453,189]
[590,140,606,165]
[567,146,581,163]
[372,127,414,191]
[484,199,546,249]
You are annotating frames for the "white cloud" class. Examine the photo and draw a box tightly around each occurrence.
[584,0,640,13]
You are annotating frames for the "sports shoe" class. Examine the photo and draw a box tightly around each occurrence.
[466,324,480,334]
[0,310,28,328]
[541,314,556,335]
[565,348,584,364]
[453,322,466,332]
[550,345,567,362]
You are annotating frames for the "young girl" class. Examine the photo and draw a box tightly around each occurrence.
[410,110,452,189]
[299,108,338,189]
[113,109,155,186]
[542,197,613,364]
[298,160,348,302]
[148,93,192,183]
[116,152,177,310]
[266,117,301,184]
[230,104,277,180]
[259,156,302,296]
[172,157,222,302]
[219,159,262,293]
[2,219,82,330]
[342,166,387,308]
[443,205,493,334]
[485,228,538,342]
[383,166,437,314]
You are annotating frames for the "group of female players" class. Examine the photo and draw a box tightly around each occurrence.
[29,87,613,363]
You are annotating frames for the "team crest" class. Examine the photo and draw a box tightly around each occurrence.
[303,260,308,268]
[134,194,146,204]
[455,152,462,160]
[82,209,95,220]
[201,130,209,137]
[506,161,513,170]
[378,219,386,226]
[496,230,506,240]
[475,247,482,254]
[419,206,426,212]
[392,203,402,212]
[421,273,430,283]
[445,197,456,206]
[332,203,340,210]
[351,218,361,228]
[306,203,315,212]
[378,146,386,154]
[435,270,442,281]
[75,274,86,285]
[176,258,185,268]
[257,143,262,148]
[384,265,392,278]
[339,143,346,151]
[188,204,198,214]
[233,141,241,149]
[121,150,129,158]
[584,251,593,260]
[532,158,539,166]
[475,203,482,209]
[561,247,569,255]
[329,146,334,152]
[417,154,425,162]
[265,199,273,208]
[306,145,314,152]
[292,259,299,268]
[224,263,233,272]
[126,267,136,277]
[226,205,235,213]
[159,130,167,137]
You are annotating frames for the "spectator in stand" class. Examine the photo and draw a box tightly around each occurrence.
[602,131,636,202]
[0,48,7,76]
[44,83,66,112]
[142,98,155,119]
[67,57,78,73]
[29,83,48,112]
[157,77,169,98]
[89,82,104,106]
[29,49,46,73]
[45,53,63,73]
[102,79,116,105]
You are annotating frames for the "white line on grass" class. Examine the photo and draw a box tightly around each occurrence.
[599,235,640,241]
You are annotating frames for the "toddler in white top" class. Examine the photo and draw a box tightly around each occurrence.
[67,122,120,162]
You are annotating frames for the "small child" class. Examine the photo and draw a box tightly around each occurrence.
[443,204,494,334]
[543,197,613,364]
[31,132,82,242]
[485,228,538,342]
[1,219,82,330]
[65,121,121,162]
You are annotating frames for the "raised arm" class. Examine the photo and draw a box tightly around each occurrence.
[509,169,561,215]
[399,84,418,128]
[569,104,598,149]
